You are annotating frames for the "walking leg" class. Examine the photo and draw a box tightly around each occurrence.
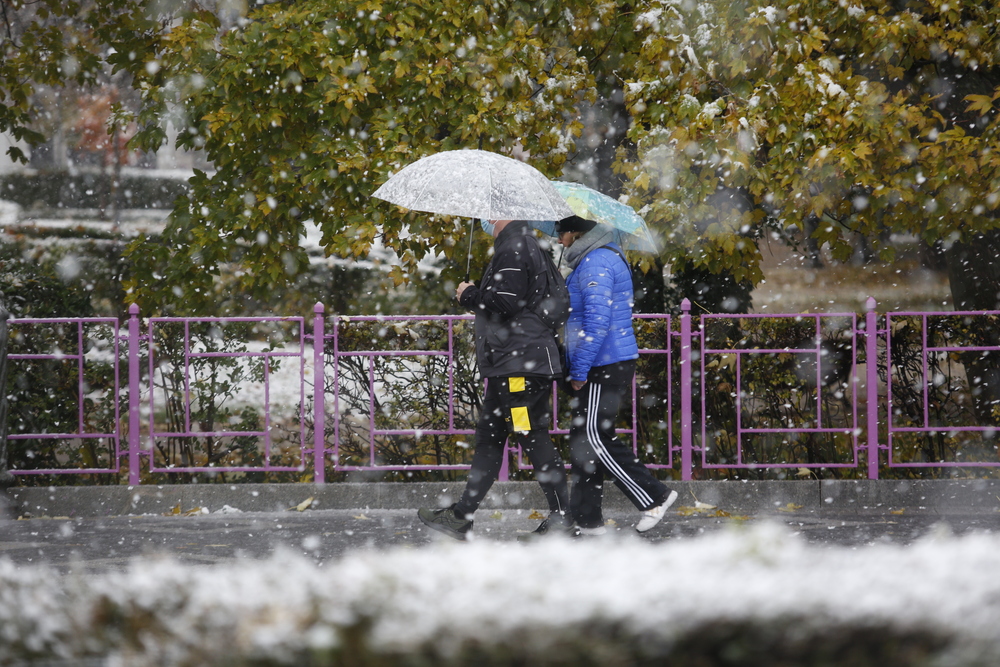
[582,363,669,512]
[519,429,569,517]
[454,382,508,518]
[568,384,606,528]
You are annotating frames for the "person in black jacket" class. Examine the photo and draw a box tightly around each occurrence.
[418,219,574,540]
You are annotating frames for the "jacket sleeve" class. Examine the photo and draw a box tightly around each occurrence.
[569,253,616,380]
[460,241,530,317]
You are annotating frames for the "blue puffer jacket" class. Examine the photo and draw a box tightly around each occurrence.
[564,244,639,381]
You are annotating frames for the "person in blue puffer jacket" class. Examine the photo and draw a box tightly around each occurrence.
[556,215,677,535]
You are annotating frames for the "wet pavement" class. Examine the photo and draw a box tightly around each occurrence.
[3,504,999,573]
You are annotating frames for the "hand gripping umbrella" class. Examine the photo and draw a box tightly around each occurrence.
[371,149,573,279]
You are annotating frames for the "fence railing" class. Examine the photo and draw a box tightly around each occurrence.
[4,297,1000,484]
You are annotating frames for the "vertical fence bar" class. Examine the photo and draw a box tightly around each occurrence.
[447,318,456,431]
[313,302,325,484]
[0,304,13,491]
[865,297,880,480]
[499,442,510,481]
[127,303,142,485]
[680,299,693,480]
[77,323,85,434]
[332,318,340,471]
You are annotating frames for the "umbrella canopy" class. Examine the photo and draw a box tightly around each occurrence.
[535,181,660,253]
[371,149,573,221]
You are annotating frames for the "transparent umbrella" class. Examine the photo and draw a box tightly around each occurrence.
[372,149,573,279]
[372,149,573,221]
[534,181,660,253]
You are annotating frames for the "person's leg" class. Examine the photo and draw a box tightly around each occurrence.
[518,429,570,517]
[568,383,606,529]
[503,376,570,519]
[453,379,509,518]
[581,361,671,512]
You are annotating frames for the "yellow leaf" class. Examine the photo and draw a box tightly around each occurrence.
[289,497,315,512]
[965,94,994,116]
[890,508,905,515]
[677,504,716,516]
[163,504,182,516]
[353,513,370,520]
[528,510,546,520]
[490,511,503,520]
[777,502,803,513]
[853,142,873,160]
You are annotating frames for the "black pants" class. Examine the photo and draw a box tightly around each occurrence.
[568,360,669,528]
[455,375,569,519]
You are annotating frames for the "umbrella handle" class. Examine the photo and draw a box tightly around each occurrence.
[464,218,476,282]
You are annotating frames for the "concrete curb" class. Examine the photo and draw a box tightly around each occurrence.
[7,479,1000,518]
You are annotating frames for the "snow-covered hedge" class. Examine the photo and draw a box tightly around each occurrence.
[1,523,997,666]
[0,168,189,211]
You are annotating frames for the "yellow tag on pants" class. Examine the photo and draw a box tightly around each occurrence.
[510,406,531,432]
[509,377,525,392]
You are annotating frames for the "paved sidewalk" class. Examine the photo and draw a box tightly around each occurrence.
[2,479,999,572]
[9,479,1000,518]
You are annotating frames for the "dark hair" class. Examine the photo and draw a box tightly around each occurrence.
[555,215,597,234]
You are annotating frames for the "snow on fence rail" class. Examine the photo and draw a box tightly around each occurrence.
[4,298,1000,484]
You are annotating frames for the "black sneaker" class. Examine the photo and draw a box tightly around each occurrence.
[517,514,580,542]
[418,505,473,541]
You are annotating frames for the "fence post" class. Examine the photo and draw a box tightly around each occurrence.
[0,302,14,494]
[127,303,142,486]
[313,302,326,484]
[499,442,510,482]
[865,297,880,480]
[680,299,693,480]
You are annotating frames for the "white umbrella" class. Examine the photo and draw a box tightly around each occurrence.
[371,149,573,221]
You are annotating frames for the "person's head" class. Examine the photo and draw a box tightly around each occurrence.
[480,219,513,238]
[555,215,597,248]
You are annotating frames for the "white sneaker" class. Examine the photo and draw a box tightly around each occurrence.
[636,490,678,533]
[578,525,607,536]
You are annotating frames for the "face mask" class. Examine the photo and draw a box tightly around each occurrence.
[479,219,495,236]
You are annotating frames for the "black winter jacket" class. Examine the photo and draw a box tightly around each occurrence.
[459,220,563,379]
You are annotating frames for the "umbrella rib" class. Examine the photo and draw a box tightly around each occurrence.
[402,163,444,215]
[486,160,494,221]
[522,169,561,220]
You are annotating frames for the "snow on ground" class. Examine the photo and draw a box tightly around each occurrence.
[0,198,18,226]
[1,523,999,665]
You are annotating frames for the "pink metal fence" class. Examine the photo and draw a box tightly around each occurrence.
[883,308,1000,471]
[694,308,861,472]
[143,315,310,478]
[6,298,1000,483]
[7,317,122,475]
[327,312,476,475]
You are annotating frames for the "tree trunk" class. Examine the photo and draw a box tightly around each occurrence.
[943,232,1000,426]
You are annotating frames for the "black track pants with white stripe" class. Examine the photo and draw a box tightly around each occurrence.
[568,360,668,529]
